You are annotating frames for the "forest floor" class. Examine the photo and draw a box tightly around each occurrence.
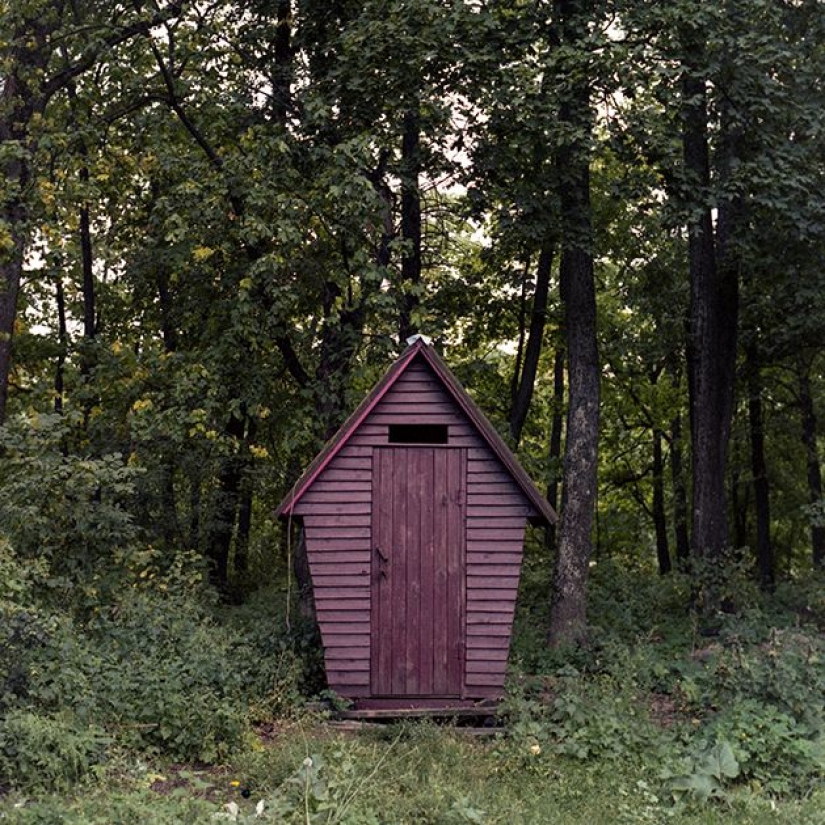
[2,712,824,824]
[1,561,823,823]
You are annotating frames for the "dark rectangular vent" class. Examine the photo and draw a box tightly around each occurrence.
[388,424,449,444]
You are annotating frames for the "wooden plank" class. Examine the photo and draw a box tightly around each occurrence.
[321,633,370,645]
[466,540,523,553]
[312,575,369,588]
[433,448,449,696]
[317,610,370,622]
[446,437,485,449]
[306,527,370,540]
[324,646,370,660]
[466,514,527,528]
[306,513,371,527]
[392,447,409,696]
[315,468,371,482]
[305,540,370,555]
[464,649,509,662]
[300,503,372,518]
[465,563,522,577]
[308,476,371,490]
[467,575,519,589]
[466,602,516,616]
[466,636,511,650]
[467,481,521,494]
[466,612,514,625]
[327,671,370,686]
[368,412,462,425]
[464,673,507,687]
[446,448,466,696]
[464,686,502,700]
[406,449,422,696]
[324,659,370,672]
[467,551,522,564]
[337,704,498,719]
[372,447,392,696]
[419,448,435,696]
[311,562,370,576]
[334,445,373,459]
[466,587,519,601]
[315,593,371,607]
[466,661,507,675]
[301,489,372,504]
[466,491,526,506]
[466,624,511,637]
[374,400,458,415]
[466,506,529,519]
[466,530,525,544]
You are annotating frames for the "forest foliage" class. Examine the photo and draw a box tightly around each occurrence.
[1,0,824,818]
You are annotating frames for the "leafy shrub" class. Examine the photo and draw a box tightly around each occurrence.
[706,700,825,795]
[26,561,255,763]
[0,412,143,592]
[504,667,666,763]
[0,710,108,792]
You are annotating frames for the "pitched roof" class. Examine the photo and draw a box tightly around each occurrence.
[276,338,557,525]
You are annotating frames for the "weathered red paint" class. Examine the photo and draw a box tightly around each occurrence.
[277,339,556,708]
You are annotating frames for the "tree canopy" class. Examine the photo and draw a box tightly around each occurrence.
[2,0,824,620]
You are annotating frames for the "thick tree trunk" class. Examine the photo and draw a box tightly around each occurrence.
[0,67,33,426]
[653,428,671,575]
[682,36,739,612]
[798,357,825,568]
[746,341,773,589]
[548,0,599,647]
[510,243,554,447]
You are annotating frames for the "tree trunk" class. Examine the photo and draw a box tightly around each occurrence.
[0,58,34,427]
[669,411,691,566]
[548,0,599,647]
[682,31,739,613]
[272,0,293,124]
[233,418,257,580]
[798,356,825,568]
[399,107,421,342]
[746,340,773,589]
[207,413,247,591]
[545,346,565,552]
[510,243,554,447]
[653,428,671,575]
[54,268,67,415]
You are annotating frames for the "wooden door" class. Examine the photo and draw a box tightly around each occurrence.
[371,447,466,697]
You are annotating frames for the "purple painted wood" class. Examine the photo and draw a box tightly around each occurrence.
[276,339,556,708]
[371,447,464,698]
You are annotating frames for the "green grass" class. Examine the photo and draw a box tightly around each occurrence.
[2,720,823,824]
[2,550,823,823]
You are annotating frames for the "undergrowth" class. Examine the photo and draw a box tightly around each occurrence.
[1,418,823,821]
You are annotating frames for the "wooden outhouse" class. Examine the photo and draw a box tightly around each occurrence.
[277,337,556,710]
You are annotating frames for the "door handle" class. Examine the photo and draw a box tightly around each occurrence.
[375,547,389,563]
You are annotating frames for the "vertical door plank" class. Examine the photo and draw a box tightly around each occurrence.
[433,448,449,695]
[391,448,408,696]
[446,449,466,694]
[406,449,422,695]
[419,448,435,695]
